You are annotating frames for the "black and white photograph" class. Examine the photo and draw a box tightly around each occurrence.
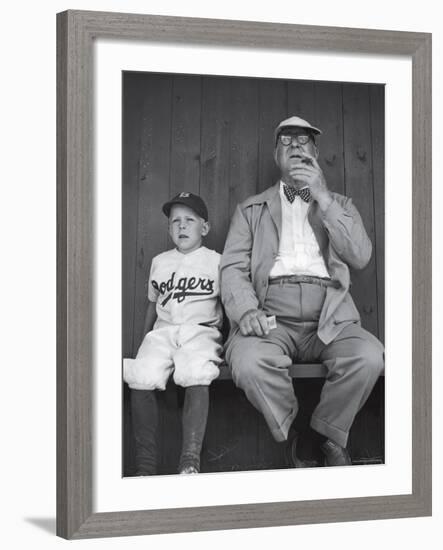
[122,72,385,477]
[3,0,438,546]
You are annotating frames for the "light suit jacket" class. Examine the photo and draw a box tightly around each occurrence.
[220,182,372,345]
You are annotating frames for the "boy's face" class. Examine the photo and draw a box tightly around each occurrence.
[168,204,209,254]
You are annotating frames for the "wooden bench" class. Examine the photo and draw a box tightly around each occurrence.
[219,362,383,380]
[217,362,327,380]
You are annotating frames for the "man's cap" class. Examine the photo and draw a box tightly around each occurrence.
[274,116,322,142]
[162,192,209,221]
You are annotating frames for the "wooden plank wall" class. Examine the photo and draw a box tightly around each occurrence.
[122,72,385,475]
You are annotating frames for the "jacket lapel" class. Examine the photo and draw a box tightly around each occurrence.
[265,183,282,241]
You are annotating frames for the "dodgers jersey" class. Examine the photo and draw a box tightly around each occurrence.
[148,246,223,329]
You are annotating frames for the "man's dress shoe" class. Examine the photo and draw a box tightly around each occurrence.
[320,439,352,466]
[286,432,321,468]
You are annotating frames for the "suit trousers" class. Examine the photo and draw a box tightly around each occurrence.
[225,281,384,447]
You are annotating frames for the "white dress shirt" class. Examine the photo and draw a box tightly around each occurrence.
[269,182,330,278]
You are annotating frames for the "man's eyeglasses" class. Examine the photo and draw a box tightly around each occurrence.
[278,134,311,146]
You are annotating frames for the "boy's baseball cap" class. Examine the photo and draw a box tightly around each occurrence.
[162,192,209,221]
[274,116,322,142]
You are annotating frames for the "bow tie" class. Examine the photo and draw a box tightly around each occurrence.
[283,184,311,203]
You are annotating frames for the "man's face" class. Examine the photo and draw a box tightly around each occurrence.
[274,128,318,186]
[168,204,209,254]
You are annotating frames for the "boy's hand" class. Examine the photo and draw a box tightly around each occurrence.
[239,309,270,337]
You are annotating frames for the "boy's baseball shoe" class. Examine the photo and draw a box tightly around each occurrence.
[179,465,199,474]
[178,455,200,474]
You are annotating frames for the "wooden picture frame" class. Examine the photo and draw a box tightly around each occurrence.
[56,10,431,539]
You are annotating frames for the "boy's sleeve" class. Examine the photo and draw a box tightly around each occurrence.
[214,251,222,295]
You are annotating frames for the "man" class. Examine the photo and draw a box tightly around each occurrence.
[220,115,384,467]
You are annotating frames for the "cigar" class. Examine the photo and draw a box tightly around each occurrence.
[301,156,314,166]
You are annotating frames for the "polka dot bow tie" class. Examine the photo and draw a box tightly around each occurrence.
[283,184,312,203]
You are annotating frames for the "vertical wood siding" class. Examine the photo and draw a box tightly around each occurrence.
[122,73,385,475]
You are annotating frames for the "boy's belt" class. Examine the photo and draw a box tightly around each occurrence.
[268,275,340,289]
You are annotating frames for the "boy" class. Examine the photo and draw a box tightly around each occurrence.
[123,192,223,475]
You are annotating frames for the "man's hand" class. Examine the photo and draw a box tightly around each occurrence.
[239,309,270,337]
[290,152,333,211]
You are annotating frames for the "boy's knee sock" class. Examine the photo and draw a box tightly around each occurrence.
[179,385,209,473]
[130,389,158,475]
